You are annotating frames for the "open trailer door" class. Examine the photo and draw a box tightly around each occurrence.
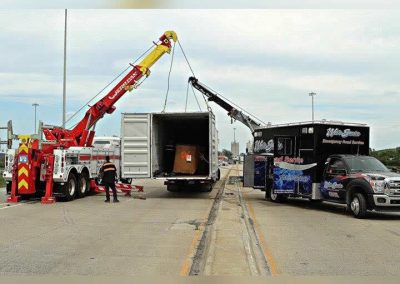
[121,113,151,178]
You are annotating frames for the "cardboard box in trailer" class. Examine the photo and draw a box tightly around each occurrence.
[120,111,220,191]
[244,120,400,218]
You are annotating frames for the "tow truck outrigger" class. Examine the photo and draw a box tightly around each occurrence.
[3,31,177,204]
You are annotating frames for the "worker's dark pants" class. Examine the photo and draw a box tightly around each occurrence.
[104,182,117,200]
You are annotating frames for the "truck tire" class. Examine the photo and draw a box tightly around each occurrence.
[269,189,287,203]
[59,173,77,201]
[265,188,271,200]
[350,193,368,219]
[77,172,89,198]
[201,184,213,192]
[167,184,181,192]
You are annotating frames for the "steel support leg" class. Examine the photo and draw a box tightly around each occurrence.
[41,155,55,204]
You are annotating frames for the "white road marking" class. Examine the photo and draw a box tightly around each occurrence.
[0,203,23,210]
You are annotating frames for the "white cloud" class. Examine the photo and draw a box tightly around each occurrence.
[1,9,400,151]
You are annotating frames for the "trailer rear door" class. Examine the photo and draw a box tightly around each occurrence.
[243,154,255,187]
[209,111,218,178]
[121,113,151,178]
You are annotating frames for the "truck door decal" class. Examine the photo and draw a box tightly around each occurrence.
[320,158,347,199]
[273,161,316,195]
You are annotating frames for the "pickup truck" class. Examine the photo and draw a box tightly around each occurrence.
[316,154,400,218]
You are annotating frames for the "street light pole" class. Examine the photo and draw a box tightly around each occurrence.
[32,103,39,133]
[62,9,67,128]
[309,92,316,123]
[233,127,236,142]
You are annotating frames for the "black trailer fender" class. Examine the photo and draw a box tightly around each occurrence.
[345,179,374,209]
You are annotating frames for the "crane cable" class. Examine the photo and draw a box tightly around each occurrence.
[177,40,265,125]
[163,39,206,113]
[162,42,175,112]
[185,80,204,112]
[65,44,155,128]
[191,84,202,112]
[185,81,189,112]
[178,40,212,112]
[177,40,195,77]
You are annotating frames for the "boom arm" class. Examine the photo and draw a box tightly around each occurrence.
[189,77,261,133]
[43,31,177,147]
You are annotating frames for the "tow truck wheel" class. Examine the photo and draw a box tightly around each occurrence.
[60,173,77,201]
[350,193,367,219]
[77,172,89,198]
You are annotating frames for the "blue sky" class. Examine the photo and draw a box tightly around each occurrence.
[0,9,399,152]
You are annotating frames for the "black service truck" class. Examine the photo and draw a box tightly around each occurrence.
[244,120,400,218]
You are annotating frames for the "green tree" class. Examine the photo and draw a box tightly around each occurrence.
[222,149,233,160]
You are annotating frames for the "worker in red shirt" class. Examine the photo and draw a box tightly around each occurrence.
[99,156,119,203]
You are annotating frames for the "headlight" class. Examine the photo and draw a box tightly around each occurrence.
[370,180,386,193]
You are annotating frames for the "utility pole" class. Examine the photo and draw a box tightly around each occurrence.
[32,103,39,133]
[233,127,236,142]
[62,9,67,128]
[309,92,316,123]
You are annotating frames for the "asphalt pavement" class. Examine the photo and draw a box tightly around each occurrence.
[0,173,225,276]
[1,164,400,277]
[243,182,400,276]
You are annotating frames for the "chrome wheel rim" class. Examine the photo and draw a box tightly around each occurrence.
[351,197,360,215]
[270,190,278,201]
[68,178,76,196]
[80,177,87,194]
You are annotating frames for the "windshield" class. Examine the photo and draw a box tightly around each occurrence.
[93,141,110,145]
[344,156,390,173]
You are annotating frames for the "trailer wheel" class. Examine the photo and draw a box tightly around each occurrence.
[201,184,213,192]
[77,171,89,198]
[167,184,181,192]
[60,173,77,201]
[350,193,368,219]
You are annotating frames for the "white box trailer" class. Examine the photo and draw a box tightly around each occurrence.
[121,111,220,191]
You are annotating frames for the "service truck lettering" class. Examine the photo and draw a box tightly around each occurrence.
[108,72,138,100]
[326,128,361,138]
[274,156,304,164]
[324,181,344,190]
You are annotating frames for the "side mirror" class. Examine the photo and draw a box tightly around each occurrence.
[327,165,347,176]
[332,168,347,176]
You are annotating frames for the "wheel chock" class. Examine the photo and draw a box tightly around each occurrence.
[41,196,56,204]
[7,195,20,203]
